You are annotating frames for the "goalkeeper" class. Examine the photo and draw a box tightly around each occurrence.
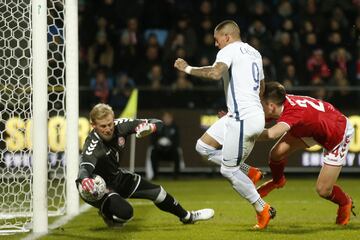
[76,103,214,228]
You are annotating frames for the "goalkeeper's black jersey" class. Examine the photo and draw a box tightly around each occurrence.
[76,118,162,186]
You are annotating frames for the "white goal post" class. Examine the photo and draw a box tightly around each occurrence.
[0,0,79,234]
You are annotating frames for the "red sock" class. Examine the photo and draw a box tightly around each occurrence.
[269,159,287,183]
[325,184,349,206]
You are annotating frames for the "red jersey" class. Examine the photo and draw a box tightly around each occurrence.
[277,94,347,150]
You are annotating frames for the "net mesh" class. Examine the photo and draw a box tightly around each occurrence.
[0,0,66,233]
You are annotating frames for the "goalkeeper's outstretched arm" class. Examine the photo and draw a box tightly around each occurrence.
[134,119,163,138]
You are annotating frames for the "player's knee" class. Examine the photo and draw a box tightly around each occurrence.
[102,193,134,222]
[316,184,332,198]
[120,203,134,221]
[196,139,222,165]
[195,139,208,157]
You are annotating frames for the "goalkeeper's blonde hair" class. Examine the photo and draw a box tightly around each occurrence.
[90,103,114,124]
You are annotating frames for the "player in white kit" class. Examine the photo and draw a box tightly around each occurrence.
[174,20,275,229]
[195,112,264,185]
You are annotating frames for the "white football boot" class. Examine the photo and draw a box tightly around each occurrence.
[181,208,215,224]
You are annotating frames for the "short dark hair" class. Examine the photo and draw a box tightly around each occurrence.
[214,20,240,36]
[263,81,286,106]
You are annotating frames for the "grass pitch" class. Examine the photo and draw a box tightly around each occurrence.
[8,177,360,240]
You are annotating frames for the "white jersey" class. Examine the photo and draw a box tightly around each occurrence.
[215,41,264,120]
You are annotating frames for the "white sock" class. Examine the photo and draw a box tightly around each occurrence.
[239,162,251,175]
[220,165,260,204]
[253,197,266,212]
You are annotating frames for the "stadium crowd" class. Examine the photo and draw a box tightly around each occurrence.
[78,0,360,108]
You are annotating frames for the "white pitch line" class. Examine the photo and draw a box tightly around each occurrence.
[21,204,92,240]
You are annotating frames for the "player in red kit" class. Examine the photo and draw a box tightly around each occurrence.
[257,81,355,225]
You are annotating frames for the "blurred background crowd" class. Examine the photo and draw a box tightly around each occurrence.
[77,0,360,109]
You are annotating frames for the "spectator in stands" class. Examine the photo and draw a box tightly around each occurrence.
[95,1,117,45]
[110,72,135,110]
[219,0,248,31]
[114,17,142,80]
[172,72,193,91]
[272,0,297,31]
[163,14,198,64]
[77,0,360,99]
[150,112,181,180]
[90,67,113,104]
[248,19,272,46]
[196,17,214,42]
[274,32,299,71]
[306,49,331,83]
[197,32,217,64]
[195,0,216,29]
[88,31,114,74]
[330,6,350,33]
[274,18,300,51]
[310,81,328,100]
[330,68,352,107]
[326,32,344,56]
[136,45,162,85]
[120,17,142,49]
[299,20,315,38]
[299,0,324,34]
[146,64,164,90]
[146,33,161,49]
[329,47,352,77]
[249,1,271,28]
[92,15,113,45]
[281,64,299,88]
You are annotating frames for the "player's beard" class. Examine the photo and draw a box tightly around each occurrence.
[98,130,114,142]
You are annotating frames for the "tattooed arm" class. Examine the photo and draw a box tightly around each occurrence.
[174,58,227,80]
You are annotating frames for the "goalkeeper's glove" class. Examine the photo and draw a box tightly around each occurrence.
[135,122,156,138]
[81,177,95,193]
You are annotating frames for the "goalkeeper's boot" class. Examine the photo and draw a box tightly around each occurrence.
[253,204,276,230]
[248,167,264,185]
[257,176,286,198]
[336,196,356,225]
[181,208,214,224]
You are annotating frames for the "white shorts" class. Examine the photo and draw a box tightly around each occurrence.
[222,114,265,167]
[322,119,354,166]
[205,116,226,145]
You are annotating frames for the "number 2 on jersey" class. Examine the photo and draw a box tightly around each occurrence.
[295,98,325,112]
[252,62,260,91]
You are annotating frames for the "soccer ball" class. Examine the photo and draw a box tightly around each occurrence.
[78,175,107,202]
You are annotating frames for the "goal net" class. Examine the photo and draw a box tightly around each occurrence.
[0,0,70,233]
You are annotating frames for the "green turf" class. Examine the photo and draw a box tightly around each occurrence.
[5,178,360,240]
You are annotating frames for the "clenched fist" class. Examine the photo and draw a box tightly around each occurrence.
[174,58,189,72]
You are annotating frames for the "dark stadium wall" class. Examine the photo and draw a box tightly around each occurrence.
[119,109,360,172]
[1,109,359,172]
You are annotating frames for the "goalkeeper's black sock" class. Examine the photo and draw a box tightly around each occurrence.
[155,193,188,219]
